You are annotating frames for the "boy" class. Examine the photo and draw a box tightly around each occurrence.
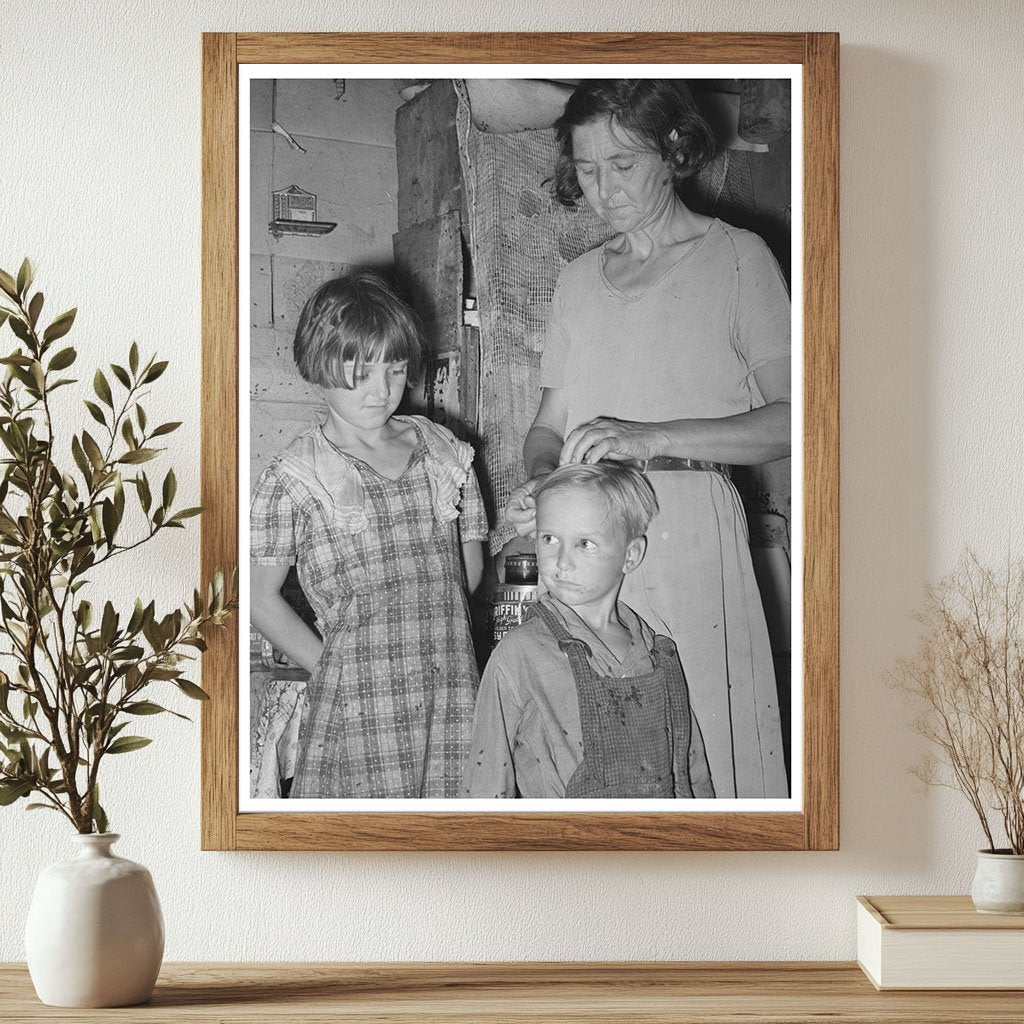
[463,462,715,799]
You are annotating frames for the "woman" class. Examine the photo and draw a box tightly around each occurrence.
[506,80,791,799]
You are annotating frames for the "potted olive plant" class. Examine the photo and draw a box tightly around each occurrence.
[895,552,1024,914]
[0,260,236,1006]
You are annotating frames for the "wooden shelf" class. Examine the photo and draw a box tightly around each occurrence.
[3,962,1024,1022]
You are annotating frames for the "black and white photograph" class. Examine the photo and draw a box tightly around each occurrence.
[241,69,800,810]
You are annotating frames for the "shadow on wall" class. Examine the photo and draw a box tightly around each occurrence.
[838,47,936,867]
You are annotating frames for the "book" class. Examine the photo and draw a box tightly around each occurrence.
[857,895,1024,990]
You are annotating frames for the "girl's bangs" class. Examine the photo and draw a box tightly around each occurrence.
[320,330,417,389]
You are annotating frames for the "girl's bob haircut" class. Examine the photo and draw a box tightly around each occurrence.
[534,461,660,541]
[293,269,424,389]
[550,79,717,208]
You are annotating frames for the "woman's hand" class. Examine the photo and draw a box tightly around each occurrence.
[503,475,546,537]
[560,418,667,466]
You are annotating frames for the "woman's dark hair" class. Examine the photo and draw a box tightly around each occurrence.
[550,80,717,207]
[292,269,424,389]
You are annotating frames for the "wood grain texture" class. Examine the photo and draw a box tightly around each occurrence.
[861,895,1024,929]
[233,811,806,852]
[3,962,1023,1023]
[200,32,239,852]
[801,32,841,852]
[200,32,841,851]
[235,32,807,64]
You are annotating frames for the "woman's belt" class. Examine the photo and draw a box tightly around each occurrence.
[642,456,730,476]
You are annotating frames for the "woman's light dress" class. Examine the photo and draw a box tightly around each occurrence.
[540,218,791,798]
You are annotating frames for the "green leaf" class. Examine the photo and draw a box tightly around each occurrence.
[121,418,137,449]
[150,421,181,438]
[118,448,157,465]
[142,360,168,383]
[0,779,33,805]
[162,468,176,508]
[91,785,108,834]
[8,316,31,345]
[83,400,106,427]
[75,599,92,631]
[16,258,34,299]
[136,404,147,432]
[83,701,114,729]
[42,308,77,344]
[0,269,18,300]
[27,292,43,328]
[71,435,91,482]
[147,667,181,680]
[101,498,117,546]
[93,369,113,409]
[129,342,139,375]
[175,679,210,701]
[110,363,131,389]
[113,475,125,521]
[168,507,203,524]
[0,722,28,743]
[47,346,76,372]
[136,473,152,513]
[110,644,144,661]
[81,431,105,471]
[124,700,170,716]
[105,735,152,755]
[100,601,117,647]
[126,598,146,635]
[26,802,61,813]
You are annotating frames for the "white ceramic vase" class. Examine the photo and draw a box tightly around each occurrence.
[970,849,1024,915]
[24,833,164,1007]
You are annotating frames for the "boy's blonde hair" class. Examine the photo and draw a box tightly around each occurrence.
[292,269,424,389]
[534,462,659,540]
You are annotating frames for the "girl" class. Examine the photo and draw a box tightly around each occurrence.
[250,270,487,798]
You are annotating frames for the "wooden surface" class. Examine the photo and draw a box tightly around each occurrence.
[860,895,1024,929]
[4,962,1024,1023]
[200,31,239,853]
[801,31,841,853]
[201,31,841,851]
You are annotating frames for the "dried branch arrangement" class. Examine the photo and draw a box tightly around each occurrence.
[895,552,1024,853]
[0,259,236,833]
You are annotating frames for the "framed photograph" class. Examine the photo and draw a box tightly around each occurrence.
[201,32,838,851]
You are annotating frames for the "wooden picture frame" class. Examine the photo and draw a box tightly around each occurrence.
[201,32,838,851]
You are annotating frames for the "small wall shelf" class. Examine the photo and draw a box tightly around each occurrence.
[268,219,337,240]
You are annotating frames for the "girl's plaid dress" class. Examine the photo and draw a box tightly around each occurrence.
[250,415,488,798]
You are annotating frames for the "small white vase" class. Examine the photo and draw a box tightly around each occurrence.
[24,833,164,1007]
[970,849,1024,915]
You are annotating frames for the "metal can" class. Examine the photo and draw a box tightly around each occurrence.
[490,582,539,647]
[503,552,539,585]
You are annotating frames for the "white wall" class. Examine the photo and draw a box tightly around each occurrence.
[2,0,1022,962]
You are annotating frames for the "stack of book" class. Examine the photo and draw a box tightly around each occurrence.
[857,895,1024,990]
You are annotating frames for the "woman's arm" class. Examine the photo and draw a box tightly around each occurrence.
[505,388,569,537]
[523,387,568,476]
[560,356,791,466]
[250,563,324,673]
